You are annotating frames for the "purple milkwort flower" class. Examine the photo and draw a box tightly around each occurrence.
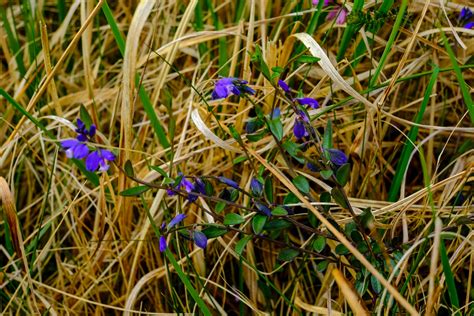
[211,77,255,100]
[60,139,89,159]
[293,110,310,139]
[459,7,473,21]
[296,97,319,109]
[168,172,194,196]
[250,177,263,196]
[167,213,186,230]
[218,176,239,189]
[85,149,115,172]
[325,148,348,166]
[159,236,167,252]
[193,231,208,249]
[307,162,319,172]
[465,21,474,29]
[255,201,272,217]
[75,119,96,141]
[278,79,290,93]
[327,6,348,25]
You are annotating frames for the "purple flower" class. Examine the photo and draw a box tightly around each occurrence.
[296,97,319,109]
[75,119,96,142]
[307,162,319,172]
[459,7,473,21]
[325,148,348,166]
[211,77,255,100]
[159,236,167,252]
[255,201,272,217]
[85,149,115,172]
[61,139,89,159]
[278,80,290,93]
[250,177,263,196]
[465,21,474,29]
[327,6,348,24]
[218,176,239,189]
[194,178,206,195]
[294,120,308,139]
[168,173,195,196]
[293,110,310,139]
[167,213,186,230]
[193,231,208,249]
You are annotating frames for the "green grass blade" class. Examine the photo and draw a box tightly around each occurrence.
[440,239,460,313]
[439,29,474,125]
[0,6,27,76]
[101,1,170,149]
[387,65,439,201]
[57,0,67,21]
[369,0,408,87]
[336,0,364,62]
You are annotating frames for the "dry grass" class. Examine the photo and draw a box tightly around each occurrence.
[0,0,473,314]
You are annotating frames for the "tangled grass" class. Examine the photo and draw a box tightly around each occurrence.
[1,0,473,314]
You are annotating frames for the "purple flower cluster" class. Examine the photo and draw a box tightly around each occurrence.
[459,7,474,29]
[211,77,256,100]
[159,213,208,252]
[167,173,206,203]
[61,119,115,172]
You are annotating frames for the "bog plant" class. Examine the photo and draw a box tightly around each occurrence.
[60,47,389,300]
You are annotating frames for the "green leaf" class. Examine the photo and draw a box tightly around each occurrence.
[247,130,266,142]
[283,140,305,163]
[271,206,288,216]
[268,118,283,141]
[283,192,299,205]
[331,187,349,209]
[335,244,349,255]
[359,208,375,229]
[79,105,93,128]
[235,235,252,256]
[320,191,332,212]
[312,236,326,253]
[323,119,333,153]
[215,201,226,213]
[264,177,274,203]
[278,248,299,262]
[320,169,333,180]
[371,275,382,294]
[296,55,320,64]
[202,225,228,238]
[124,160,134,177]
[252,214,267,234]
[440,239,460,311]
[336,163,351,186]
[263,219,293,230]
[224,213,245,225]
[149,165,168,177]
[293,175,310,194]
[120,185,150,196]
[316,260,328,272]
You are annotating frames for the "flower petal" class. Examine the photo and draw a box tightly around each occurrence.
[218,176,239,189]
[100,149,115,161]
[61,139,79,149]
[326,148,348,166]
[85,151,100,172]
[193,231,208,249]
[296,97,319,109]
[168,213,186,229]
[159,236,167,252]
[73,143,89,159]
[293,120,307,139]
[278,80,290,93]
